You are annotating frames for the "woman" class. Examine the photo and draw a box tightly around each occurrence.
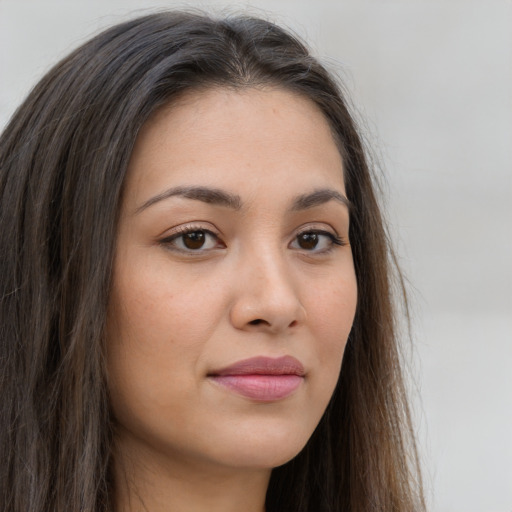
[0,11,425,512]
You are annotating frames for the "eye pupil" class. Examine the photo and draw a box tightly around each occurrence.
[183,231,205,249]
[298,233,318,250]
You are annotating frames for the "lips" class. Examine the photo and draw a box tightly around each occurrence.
[208,356,305,402]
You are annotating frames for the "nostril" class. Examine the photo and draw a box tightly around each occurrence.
[249,319,265,326]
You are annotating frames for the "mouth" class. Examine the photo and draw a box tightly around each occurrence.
[208,355,305,402]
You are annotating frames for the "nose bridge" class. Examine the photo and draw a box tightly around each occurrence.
[229,240,305,332]
[251,244,294,297]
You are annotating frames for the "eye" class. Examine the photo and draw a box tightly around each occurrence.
[160,228,223,252]
[290,230,345,253]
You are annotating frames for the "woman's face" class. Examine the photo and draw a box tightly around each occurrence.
[107,87,357,474]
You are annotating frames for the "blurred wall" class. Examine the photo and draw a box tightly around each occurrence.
[1,1,511,510]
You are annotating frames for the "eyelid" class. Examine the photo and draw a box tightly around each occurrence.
[293,223,341,240]
[158,221,220,238]
[157,222,347,255]
[158,223,225,253]
[290,224,347,253]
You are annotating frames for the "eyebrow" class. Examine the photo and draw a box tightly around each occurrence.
[135,185,351,214]
[135,186,243,214]
[291,189,352,211]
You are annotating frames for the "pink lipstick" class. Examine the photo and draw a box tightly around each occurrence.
[208,356,305,402]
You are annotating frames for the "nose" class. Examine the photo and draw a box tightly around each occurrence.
[229,250,306,334]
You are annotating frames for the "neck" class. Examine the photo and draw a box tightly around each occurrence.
[112,437,270,512]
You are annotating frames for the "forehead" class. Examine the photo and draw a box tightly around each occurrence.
[124,86,346,206]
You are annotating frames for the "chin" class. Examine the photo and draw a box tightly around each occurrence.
[206,420,312,470]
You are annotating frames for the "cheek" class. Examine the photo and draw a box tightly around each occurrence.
[109,254,226,352]
[307,272,357,374]
[105,264,224,442]
[105,254,233,412]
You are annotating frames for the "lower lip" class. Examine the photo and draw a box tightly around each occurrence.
[210,374,303,402]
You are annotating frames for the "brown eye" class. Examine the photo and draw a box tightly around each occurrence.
[297,232,319,250]
[182,231,206,250]
[161,228,221,253]
[290,230,344,253]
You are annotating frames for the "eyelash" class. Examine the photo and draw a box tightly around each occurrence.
[291,229,346,253]
[159,225,224,253]
[159,225,346,255]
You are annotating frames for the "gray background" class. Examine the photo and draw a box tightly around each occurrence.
[1,1,511,510]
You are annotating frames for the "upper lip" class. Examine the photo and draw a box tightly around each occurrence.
[209,355,305,377]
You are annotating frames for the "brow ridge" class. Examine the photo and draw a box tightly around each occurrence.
[291,188,352,211]
[136,185,350,214]
[136,185,243,213]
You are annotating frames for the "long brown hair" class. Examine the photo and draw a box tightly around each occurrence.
[0,11,424,512]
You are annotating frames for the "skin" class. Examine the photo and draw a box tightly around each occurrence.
[107,87,358,512]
